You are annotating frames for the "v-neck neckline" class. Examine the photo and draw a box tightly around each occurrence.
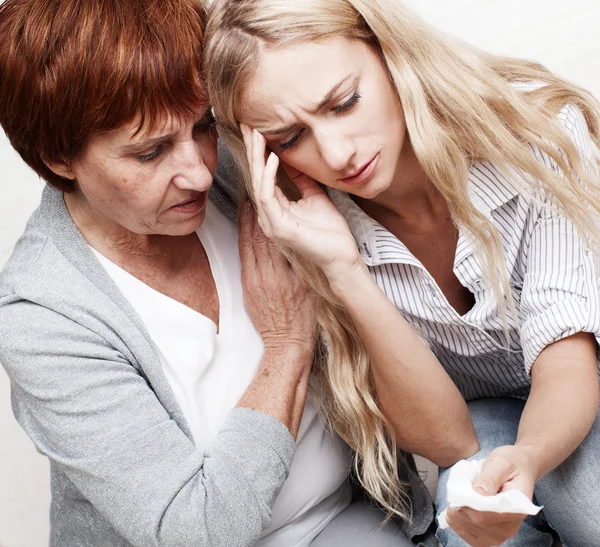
[89,202,226,335]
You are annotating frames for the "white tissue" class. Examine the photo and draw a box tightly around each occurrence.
[438,459,542,529]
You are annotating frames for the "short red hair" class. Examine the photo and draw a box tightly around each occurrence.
[0,0,208,191]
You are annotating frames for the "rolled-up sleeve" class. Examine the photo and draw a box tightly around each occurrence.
[520,104,600,374]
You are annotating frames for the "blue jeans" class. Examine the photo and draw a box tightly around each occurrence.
[435,398,600,547]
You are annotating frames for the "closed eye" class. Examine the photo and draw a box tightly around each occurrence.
[332,91,361,114]
[278,91,360,153]
[279,128,305,153]
[138,146,163,163]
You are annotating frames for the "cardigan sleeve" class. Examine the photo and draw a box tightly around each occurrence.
[0,293,296,547]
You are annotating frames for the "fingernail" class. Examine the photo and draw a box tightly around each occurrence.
[473,482,489,494]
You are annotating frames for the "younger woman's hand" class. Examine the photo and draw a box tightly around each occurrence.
[238,201,317,357]
[240,123,362,281]
[445,445,537,547]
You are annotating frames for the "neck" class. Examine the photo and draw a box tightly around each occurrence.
[354,136,446,224]
[64,189,181,263]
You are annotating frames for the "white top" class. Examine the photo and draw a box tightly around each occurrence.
[93,201,352,546]
[329,102,600,401]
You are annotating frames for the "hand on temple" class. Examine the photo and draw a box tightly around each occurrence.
[240,123,363,281]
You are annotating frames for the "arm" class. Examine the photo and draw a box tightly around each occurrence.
[446,333,598,546]
[241,124,478,466]
[0,300,289,547]
[446,103,600,545]
[236,201,316,438]
[517,332,598,481]
[0,210,315,546]
[328,262,478,466]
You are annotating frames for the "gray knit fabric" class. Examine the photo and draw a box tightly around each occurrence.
[209,141,243,222]
[0,150,295,546]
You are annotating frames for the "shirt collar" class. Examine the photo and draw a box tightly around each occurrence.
[328,162,524,267]
[327,187,420,267]
[467,162,523,216]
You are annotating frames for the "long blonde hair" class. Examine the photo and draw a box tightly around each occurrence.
[203,0,600,519]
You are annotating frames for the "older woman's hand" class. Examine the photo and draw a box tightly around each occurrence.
[239,201,317,357]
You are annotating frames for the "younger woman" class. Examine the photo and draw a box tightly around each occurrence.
[204,0,600,545]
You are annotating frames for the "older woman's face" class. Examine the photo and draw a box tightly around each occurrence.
[67,108,217,236]
[239,36,406,200]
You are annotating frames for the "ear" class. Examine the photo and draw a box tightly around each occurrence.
[43,158,76,180]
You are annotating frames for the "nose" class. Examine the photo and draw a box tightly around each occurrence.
[315,127,355,173]
[172,140,213,192]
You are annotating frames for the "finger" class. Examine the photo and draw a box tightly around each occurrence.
[259,152,279,203]
[279,160,302,180]
[251,129,267,204]
[258,152,287,237]
[238,201,257,268]
[459,507,529,526]
[251,202,271,256]
[280,161,322,198]
[293,172,324,200]
[266,239,291,270]
[473,455,515,496]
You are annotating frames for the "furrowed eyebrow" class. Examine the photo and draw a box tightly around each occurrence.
[314,75,354,112]
[262,123,297,136]
[261,74,356,136]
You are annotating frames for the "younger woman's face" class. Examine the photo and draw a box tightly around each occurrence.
[239,36,407,199]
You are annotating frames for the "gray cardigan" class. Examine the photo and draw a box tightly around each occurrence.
[0,157,298,546]
[0,148,437,547]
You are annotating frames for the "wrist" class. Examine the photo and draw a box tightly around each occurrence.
[262,338,315,366]
[514,441,543,482]
[324,258,369,295]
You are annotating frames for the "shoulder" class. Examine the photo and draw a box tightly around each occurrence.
[0,189,130,348]
[0,205,52,299]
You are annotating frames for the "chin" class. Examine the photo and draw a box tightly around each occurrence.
[355,177,391,200]
[164,212,207,237]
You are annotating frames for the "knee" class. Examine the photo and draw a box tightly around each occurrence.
[536,470,600,546]
[545,510,600,547]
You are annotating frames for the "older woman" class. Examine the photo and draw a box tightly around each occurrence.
[0,0,414,545]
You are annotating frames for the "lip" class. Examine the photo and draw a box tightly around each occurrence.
[338,153,379,186]
[170,192,207,214]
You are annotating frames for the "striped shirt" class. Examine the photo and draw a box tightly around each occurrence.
[328,103,600,401]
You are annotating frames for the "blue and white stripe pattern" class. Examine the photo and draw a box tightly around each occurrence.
[329,104,600,401]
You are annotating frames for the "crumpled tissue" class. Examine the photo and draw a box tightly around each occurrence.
[438,459,542,529]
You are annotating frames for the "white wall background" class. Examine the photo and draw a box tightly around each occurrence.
[0,1,598,545]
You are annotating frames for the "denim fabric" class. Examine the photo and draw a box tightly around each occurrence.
[435,398,600,547]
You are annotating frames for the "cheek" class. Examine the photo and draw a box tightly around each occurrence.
[284,149,324,178]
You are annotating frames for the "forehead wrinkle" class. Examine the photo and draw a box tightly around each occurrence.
[239,91,298,136]
[240,37,361,134]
